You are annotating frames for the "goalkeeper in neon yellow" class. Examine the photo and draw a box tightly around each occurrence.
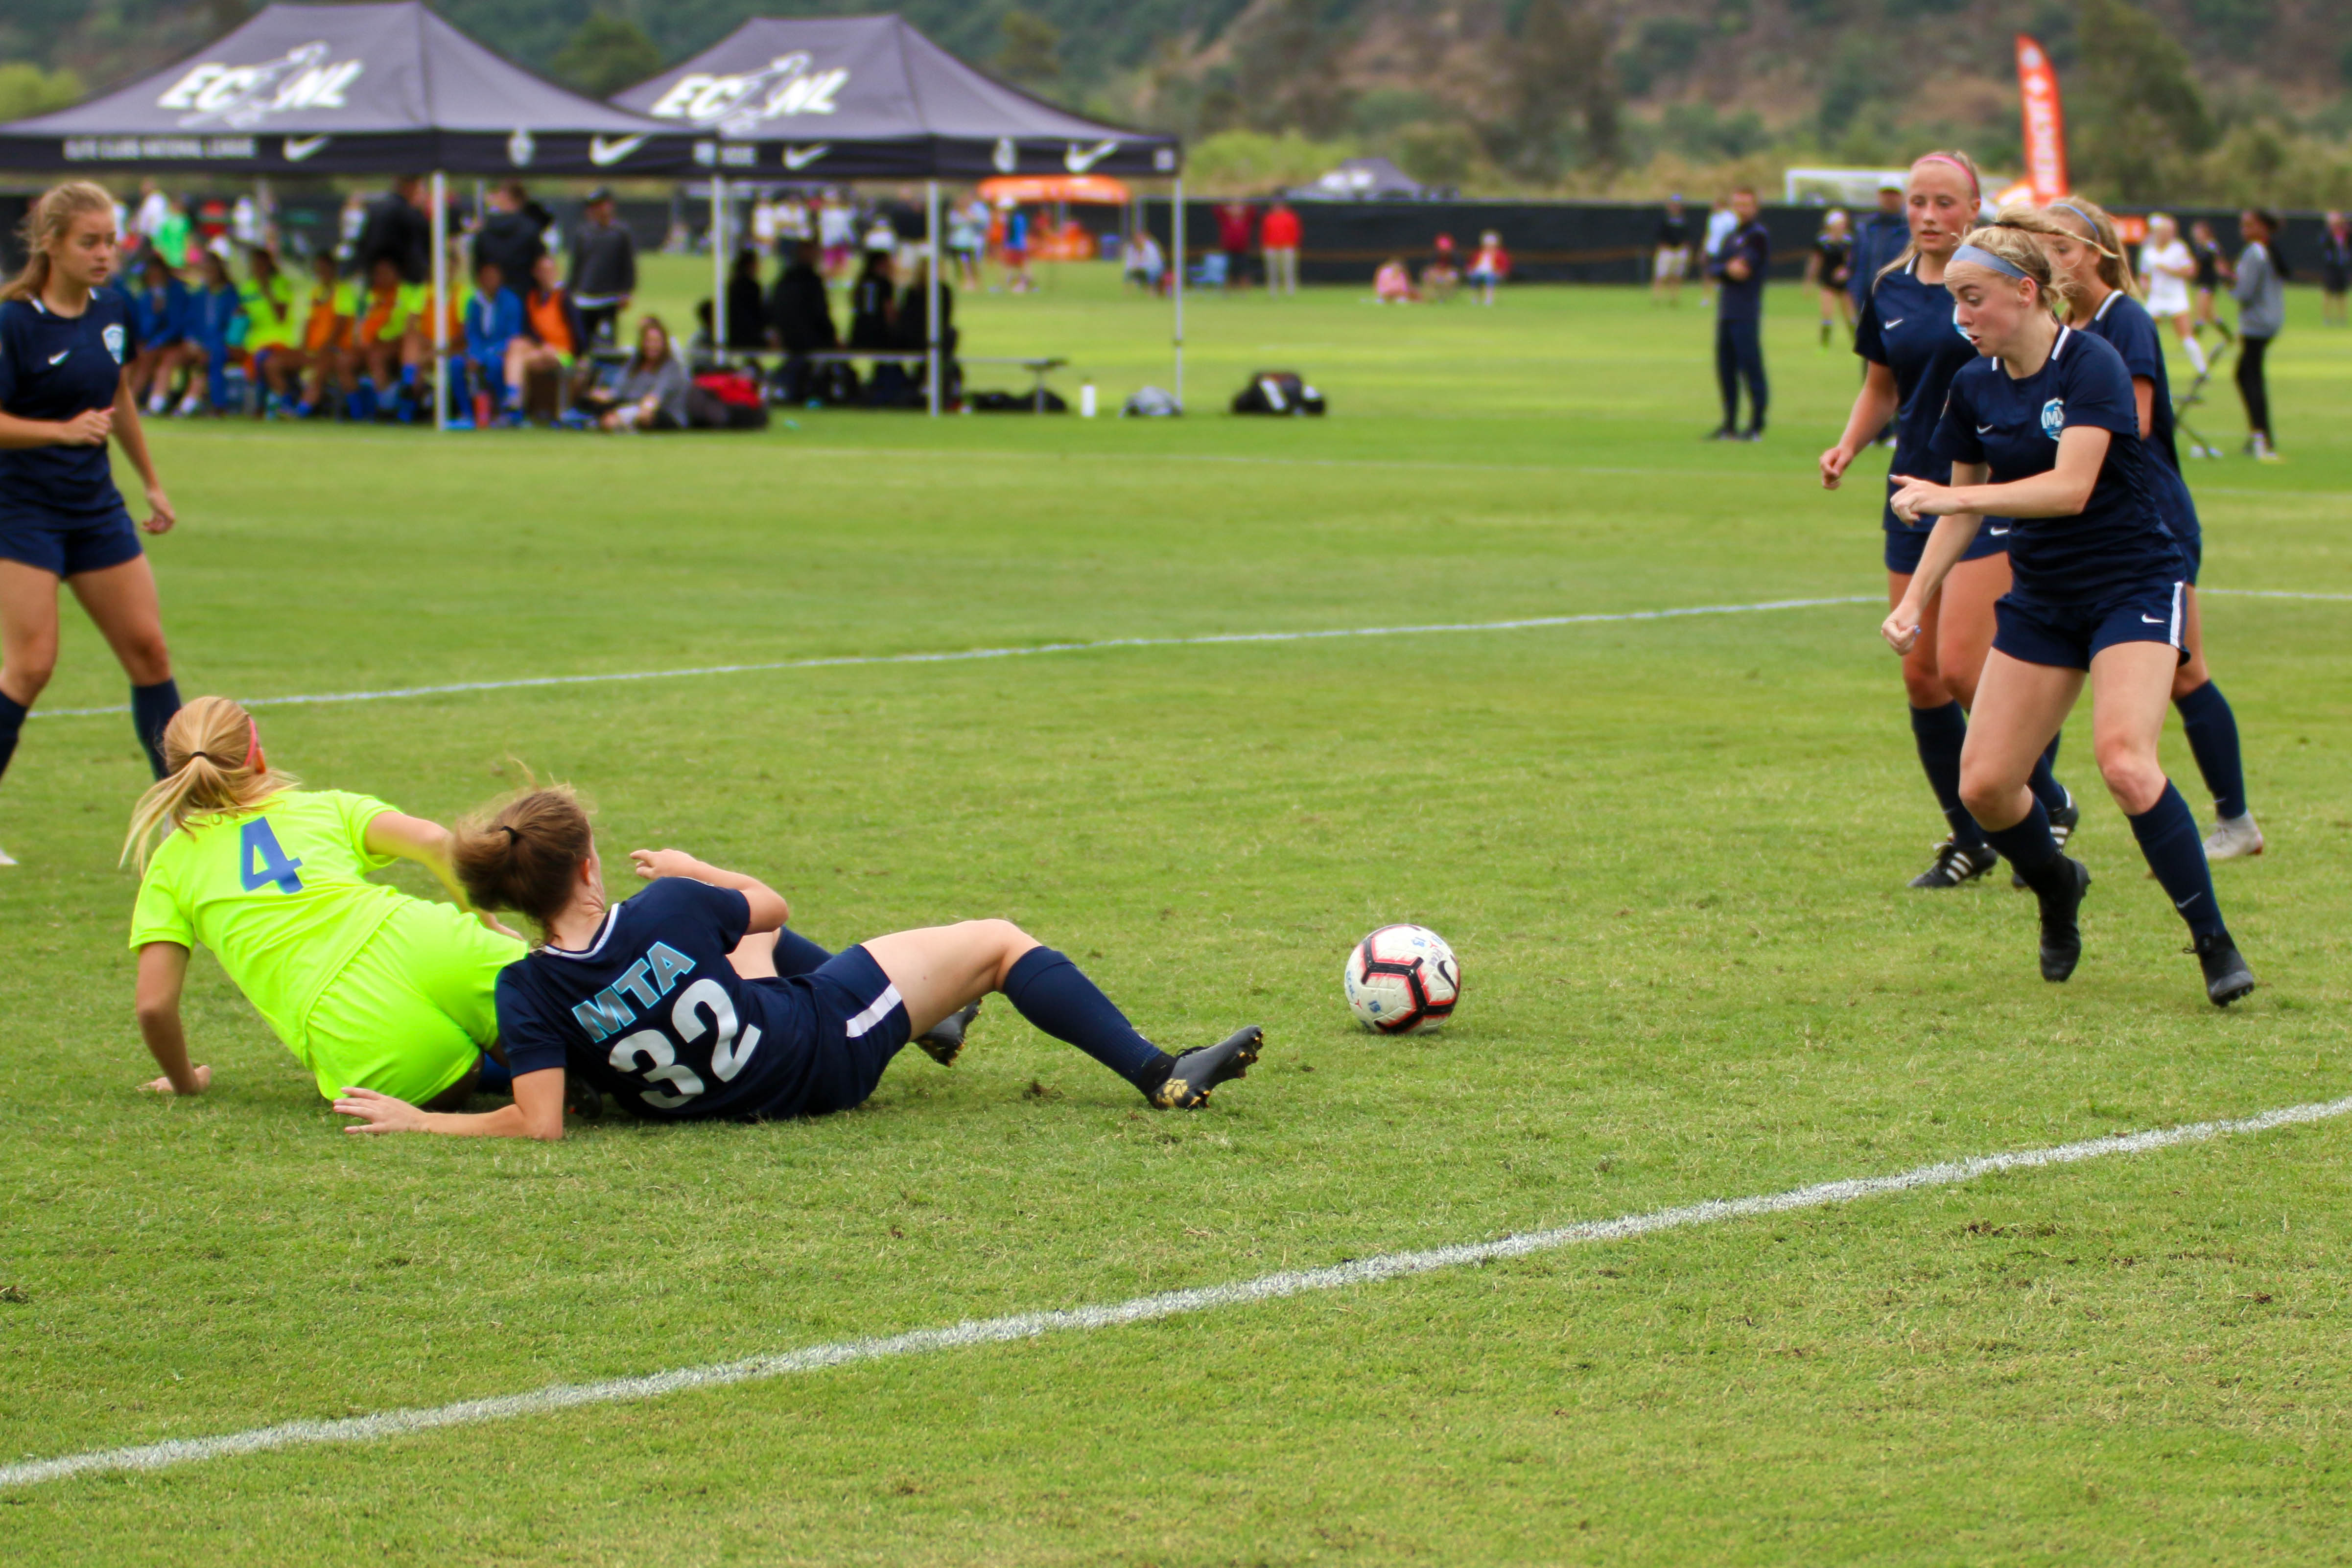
[125,696,522,1106]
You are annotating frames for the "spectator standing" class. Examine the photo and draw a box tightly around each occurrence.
[1215,200,1255,290]
[1847,179,1908,319]
[698,249,765,352]
[862,208,898,263]
[353,176,431,284]
[817,193,857,280]
[2231,209,2285,462]
[1808,208,1854,347]
[2136,213,2207,374]
[1652,195,1692,304]
[151,193,193,270]
[766,239,838,403]
[568,187,636,352]
[1261,200,1301,297]
[1000,203,1033,293]
[1708,187,1769,441]
[777,192,812,250]
[2318,211,2351,328]
[1699,195,1738,307]
[475,183,548,300]
[2189,219,2232,346]
[1467,231,1510,305]
[750,192,779,257]
[131,178,171,258]
[947,194,988,289]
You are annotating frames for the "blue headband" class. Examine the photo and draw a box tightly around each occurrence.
[1951,242,2029,281]
[2048,200,2096,232]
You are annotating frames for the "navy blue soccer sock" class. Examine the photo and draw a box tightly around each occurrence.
[1002,946,1176,1094]
[1909,702,1986,848]
[130,679,180,780]
[2173,681,2247,820]
[2027,734,2070,813]
[475,1050,513,1096]
[1980,798,2069,898]
[2130,781,2227,941]
[0,688,26,785]
[771,928,833,978]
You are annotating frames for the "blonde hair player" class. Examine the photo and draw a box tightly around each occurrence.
[0,182,183,867]
[2041,196,2259,859]
[1820,153,2076,889]
[331,787,1267,1138]
[1882,215,2256,1006]
[125,697,526,1106]
[2136,213,2208,376]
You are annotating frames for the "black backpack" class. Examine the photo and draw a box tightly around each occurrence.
[1231,371,1325,416]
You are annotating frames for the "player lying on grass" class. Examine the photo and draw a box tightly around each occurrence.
[330,787,1265,1138]
[125,696,523,1106]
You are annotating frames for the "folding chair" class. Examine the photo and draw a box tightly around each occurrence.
[2172,335,2235,459]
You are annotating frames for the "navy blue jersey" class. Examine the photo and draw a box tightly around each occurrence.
[1932,326,2184,603]
[0,289,136,522]
[130,276,188,347]
[1714,220,1769,321]
[1854,258,1978,486]
[496,877,809,1121]
[2082,289,2198,546]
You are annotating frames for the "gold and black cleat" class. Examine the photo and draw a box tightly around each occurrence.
[1149,1026,1265,1109]
[916,1001,982,1067]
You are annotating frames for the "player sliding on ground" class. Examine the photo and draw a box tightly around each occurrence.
[125,697,524,1105]
[1881,214,2255,1006]
[330,787,1265,1138]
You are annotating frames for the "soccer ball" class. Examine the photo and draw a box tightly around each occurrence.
[1342,925,1461,1034]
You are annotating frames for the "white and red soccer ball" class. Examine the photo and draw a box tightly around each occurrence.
[1342,924,1460,1034]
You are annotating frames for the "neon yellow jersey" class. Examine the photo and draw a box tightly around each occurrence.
[239,273,299,350]
[129,790,414,1053]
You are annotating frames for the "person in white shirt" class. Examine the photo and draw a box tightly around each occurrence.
[1123,228,1164,293]
[777,195,812,245]
[750,194,779,256]
[1700,196,1739,307]
[2138,212,2207,374]
[816,195,857,281]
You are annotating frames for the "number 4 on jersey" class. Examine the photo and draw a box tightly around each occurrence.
[238,818,305,894]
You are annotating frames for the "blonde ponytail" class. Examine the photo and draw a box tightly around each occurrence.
[4,181,117,304]
[2043,195,2139,301]
[122,696,301,870]
[1952,207,2086,320]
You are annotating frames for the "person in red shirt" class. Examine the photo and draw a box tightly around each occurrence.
[1468,230,1511,305]
[1260,201,1302,296]
[1215,201,1256,290]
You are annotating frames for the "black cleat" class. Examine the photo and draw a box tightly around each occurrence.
[1149,1026,1265,1109]
[916,1001,981,1067]
[1703,425,1737,441]
[1911,838,2000,889]
[2192,933,2256,1006]
[2035,856,2092,982]
[2014,791,2080,889]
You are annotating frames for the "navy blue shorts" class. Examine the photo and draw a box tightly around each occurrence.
[2175,524,2203,585]
[1882,514,2009,574]
[1993,583,2188,672]
[745,943,910,1118]
[0,502,143,579]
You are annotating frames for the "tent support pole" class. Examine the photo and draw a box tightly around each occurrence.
[711,174,727,363]
[925,179,941,418]
[431,170,448,433]
[1171,177,1185,409]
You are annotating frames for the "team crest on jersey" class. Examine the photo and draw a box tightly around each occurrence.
[102,324,125,363]
[2040,398,2065,440]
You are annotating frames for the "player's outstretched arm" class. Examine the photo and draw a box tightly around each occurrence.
[335,1067,566,1140]
[629,848,789,933]
[365,810,523,939]
[133,941,210,1095]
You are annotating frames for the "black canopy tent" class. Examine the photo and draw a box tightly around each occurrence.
[0,0,683,429]
[613,14,1185,413]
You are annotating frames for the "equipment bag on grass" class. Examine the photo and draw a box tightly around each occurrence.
[1231,371,1325,416]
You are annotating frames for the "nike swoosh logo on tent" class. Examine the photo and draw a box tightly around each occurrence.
[282,136,329,162]
[782,144,828,170]
[590,135,648,166]
[47,350,70,364]
[1064,140,1116,173]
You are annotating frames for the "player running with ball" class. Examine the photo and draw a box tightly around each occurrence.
[0,182,183,866]
[1882,215,2255,1006]
[331,788,1265,1138]
[1821,153,2076,890]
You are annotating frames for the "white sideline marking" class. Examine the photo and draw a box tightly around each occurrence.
[5,1092,2345,1491]
[29,595,1874,720]
[2201,588,2352,603]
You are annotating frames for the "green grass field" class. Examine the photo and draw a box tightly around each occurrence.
[3,262,2349,1565]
